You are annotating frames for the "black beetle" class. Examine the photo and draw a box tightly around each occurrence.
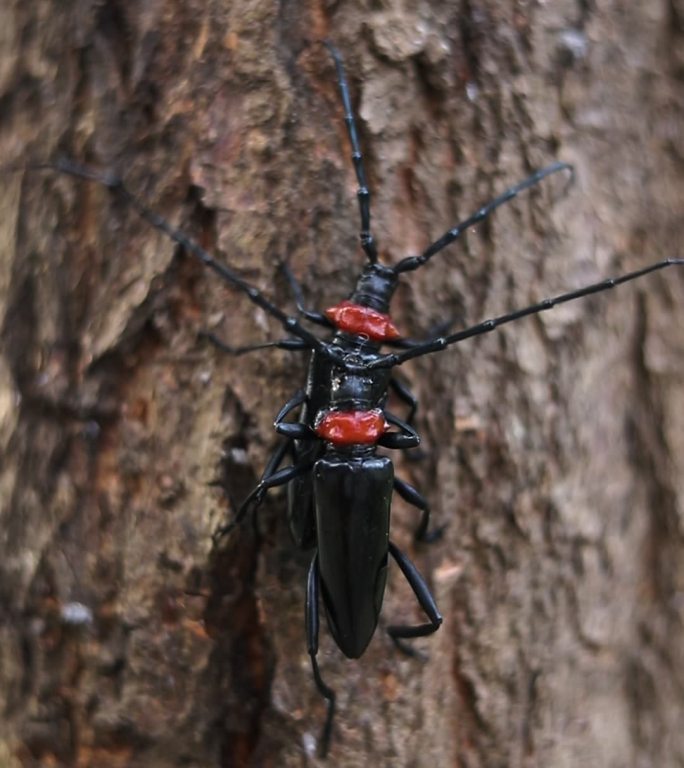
[19,43,682,758]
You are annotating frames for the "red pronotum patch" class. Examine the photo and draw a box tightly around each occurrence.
[315,409,388,446]
[324,300,401,342]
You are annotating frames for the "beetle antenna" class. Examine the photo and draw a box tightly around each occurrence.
[325,41,379,266]
[394,161,573,274]
[15,158,328,351]
[366,258,684,369]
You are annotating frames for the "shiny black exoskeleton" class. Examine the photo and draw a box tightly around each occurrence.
[28,43,682,758]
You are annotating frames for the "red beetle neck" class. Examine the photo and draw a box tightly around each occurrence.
[324,301,401,342]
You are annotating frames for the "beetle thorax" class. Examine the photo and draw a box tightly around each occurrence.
[324,263,400,342]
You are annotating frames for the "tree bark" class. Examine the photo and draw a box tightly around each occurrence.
[1,1,683,766]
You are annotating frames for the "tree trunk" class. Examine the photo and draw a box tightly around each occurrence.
[1,1,683,766]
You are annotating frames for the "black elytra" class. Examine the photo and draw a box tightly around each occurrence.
[18,43,683,758]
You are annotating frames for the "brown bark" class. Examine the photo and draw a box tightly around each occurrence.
[1,1,683,766]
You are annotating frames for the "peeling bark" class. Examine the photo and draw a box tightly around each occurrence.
[1,1,683,766]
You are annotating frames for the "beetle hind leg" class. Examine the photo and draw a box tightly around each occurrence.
[393,477,446,544]
[306,553,336,757]
[386,541,442,657]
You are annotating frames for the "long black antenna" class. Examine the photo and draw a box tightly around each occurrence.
[395,161,573,274]
[325,42,379,265]
[31,159,327,351]
[363,258,684,369]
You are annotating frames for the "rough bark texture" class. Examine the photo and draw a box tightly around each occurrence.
[1,1,683,766]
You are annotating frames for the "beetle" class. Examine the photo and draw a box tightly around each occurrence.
[21,43,682,757]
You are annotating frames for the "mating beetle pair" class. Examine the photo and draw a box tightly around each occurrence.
[28,44,682,757]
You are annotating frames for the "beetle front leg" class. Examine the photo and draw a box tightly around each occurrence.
[386,541,442,656]
[306,552,336,758]
[202,332,310,356]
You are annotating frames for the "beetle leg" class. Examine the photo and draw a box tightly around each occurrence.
[388,377,418,424]
[280,262,334,328]
[378,412,420,450]
[210,436,292,494]
[274,389,317,439]
[274,389,308,424]
[383,412,444,541]
[306,552,336,758]
[386,541,442,656]
[273,390,317,439]
[256,398,306,483]
[260,438,293,483]
[252,438,297,537]
[212,440,292,543]
[377,432,418,450]
[214,458,312,540]
[393,477,445,544]
[240,462,311,520]
[212,439,291,541]
[201,332,310,356]
[276,423,317,439]
[386,379,429,461]
[215,390,311,540]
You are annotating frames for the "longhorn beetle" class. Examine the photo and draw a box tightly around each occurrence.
[19,44,682,757]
